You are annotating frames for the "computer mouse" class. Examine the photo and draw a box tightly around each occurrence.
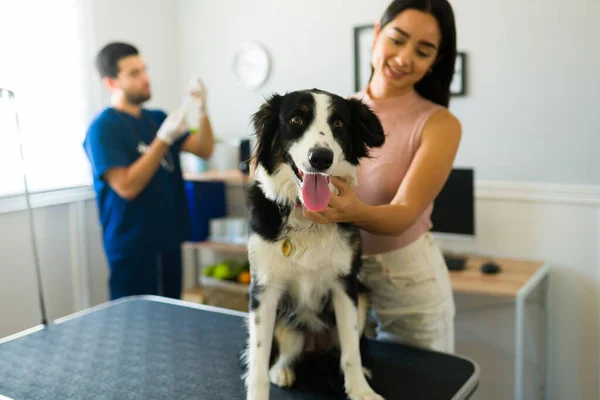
[481,261,501,274]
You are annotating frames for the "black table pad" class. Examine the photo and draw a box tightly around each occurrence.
[0,297,478,400]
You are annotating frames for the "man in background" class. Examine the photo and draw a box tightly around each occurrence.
[83,42,214,300]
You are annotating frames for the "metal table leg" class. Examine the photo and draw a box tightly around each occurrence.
[182,244,198,291]
[514,263,550,400]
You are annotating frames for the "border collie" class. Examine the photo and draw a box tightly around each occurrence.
[242,89,386,400]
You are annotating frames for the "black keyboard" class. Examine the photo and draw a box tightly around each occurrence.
[444,254,467,271]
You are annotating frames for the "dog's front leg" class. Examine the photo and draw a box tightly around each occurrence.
[332,283,384,400]
[246,282,282,400]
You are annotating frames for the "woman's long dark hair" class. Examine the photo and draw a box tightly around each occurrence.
[374,0,457,107]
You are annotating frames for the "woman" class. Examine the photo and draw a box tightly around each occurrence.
[304,0,461,353]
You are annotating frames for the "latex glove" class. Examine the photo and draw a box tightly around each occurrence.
[188,76,208,116]
[156,109,188,145]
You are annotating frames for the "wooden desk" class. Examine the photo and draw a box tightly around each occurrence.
[447,255,547,297]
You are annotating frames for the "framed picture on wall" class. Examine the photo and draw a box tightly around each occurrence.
[353,24,375,92]
[450,52,466,96]
[353,24,467,96]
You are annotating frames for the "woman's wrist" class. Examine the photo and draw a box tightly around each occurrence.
[352,201,373,228]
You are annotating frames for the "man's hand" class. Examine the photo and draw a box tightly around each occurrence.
[156,109,188,146]
[180,76,214,159]
[188,76,208,116]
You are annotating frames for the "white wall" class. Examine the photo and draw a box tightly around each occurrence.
[86,0,182,115]
[178,0,600,185]
[178,0,390,139]
[0,197,108,337]
[0,210,43,335]
[450,0,600,185]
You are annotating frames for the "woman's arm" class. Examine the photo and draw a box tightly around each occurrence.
[356,109,462,235]
[304,109,462,236]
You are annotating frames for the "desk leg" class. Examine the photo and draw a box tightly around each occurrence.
[514,264,550,400]
[515,291,524,400]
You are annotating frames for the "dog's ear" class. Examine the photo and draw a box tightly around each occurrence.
[250,93,282,174]
[347,98,385,158]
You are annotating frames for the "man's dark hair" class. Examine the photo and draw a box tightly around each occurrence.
[95,42,139,78]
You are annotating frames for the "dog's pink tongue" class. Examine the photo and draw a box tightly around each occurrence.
[302,173,331,212]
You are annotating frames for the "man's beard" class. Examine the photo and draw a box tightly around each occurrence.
[125,91,150,105]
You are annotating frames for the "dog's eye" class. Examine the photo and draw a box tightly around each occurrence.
[333,119,343,128]
[290,116,303,125]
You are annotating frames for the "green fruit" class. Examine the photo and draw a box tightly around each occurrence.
[203,265,216,276]
[213,264,232,280]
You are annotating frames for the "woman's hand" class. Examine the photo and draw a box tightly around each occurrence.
[303,177,367,224]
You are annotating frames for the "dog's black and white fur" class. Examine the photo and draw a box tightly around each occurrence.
[242,89,386,400]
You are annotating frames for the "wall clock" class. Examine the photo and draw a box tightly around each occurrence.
[231,42,271,89]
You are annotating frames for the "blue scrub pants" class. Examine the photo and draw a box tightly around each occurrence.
[108,249,182,301]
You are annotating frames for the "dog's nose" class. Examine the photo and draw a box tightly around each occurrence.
[308,148,333,171]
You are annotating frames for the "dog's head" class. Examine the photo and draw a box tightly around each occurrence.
[250,88,385,212]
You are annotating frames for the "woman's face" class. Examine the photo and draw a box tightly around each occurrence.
[370,9,442,96]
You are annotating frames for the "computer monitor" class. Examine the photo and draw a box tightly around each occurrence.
[430,168,475,240]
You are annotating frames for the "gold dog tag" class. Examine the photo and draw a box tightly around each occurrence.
[282,239,292,257]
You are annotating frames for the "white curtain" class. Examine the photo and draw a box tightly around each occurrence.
[0,0,95,196]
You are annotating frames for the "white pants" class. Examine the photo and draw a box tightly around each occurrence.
[361,232,456,353]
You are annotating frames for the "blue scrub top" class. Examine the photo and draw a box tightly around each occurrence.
[83,107,191,260]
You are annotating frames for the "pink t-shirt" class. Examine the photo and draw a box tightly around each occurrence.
[352,88,444,255]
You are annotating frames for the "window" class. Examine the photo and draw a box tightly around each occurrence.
[0,90,26,197]
[0,0,93,197]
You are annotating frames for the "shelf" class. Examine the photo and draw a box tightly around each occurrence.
[184,241,546,298]
[183,169,250,185]
[181,287,205,304]
[183,240,248,255]
[199,276,249,294]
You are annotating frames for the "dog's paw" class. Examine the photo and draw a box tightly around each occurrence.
[347,391,385,400]
[346,381,385,400]
[269,364,296,387]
